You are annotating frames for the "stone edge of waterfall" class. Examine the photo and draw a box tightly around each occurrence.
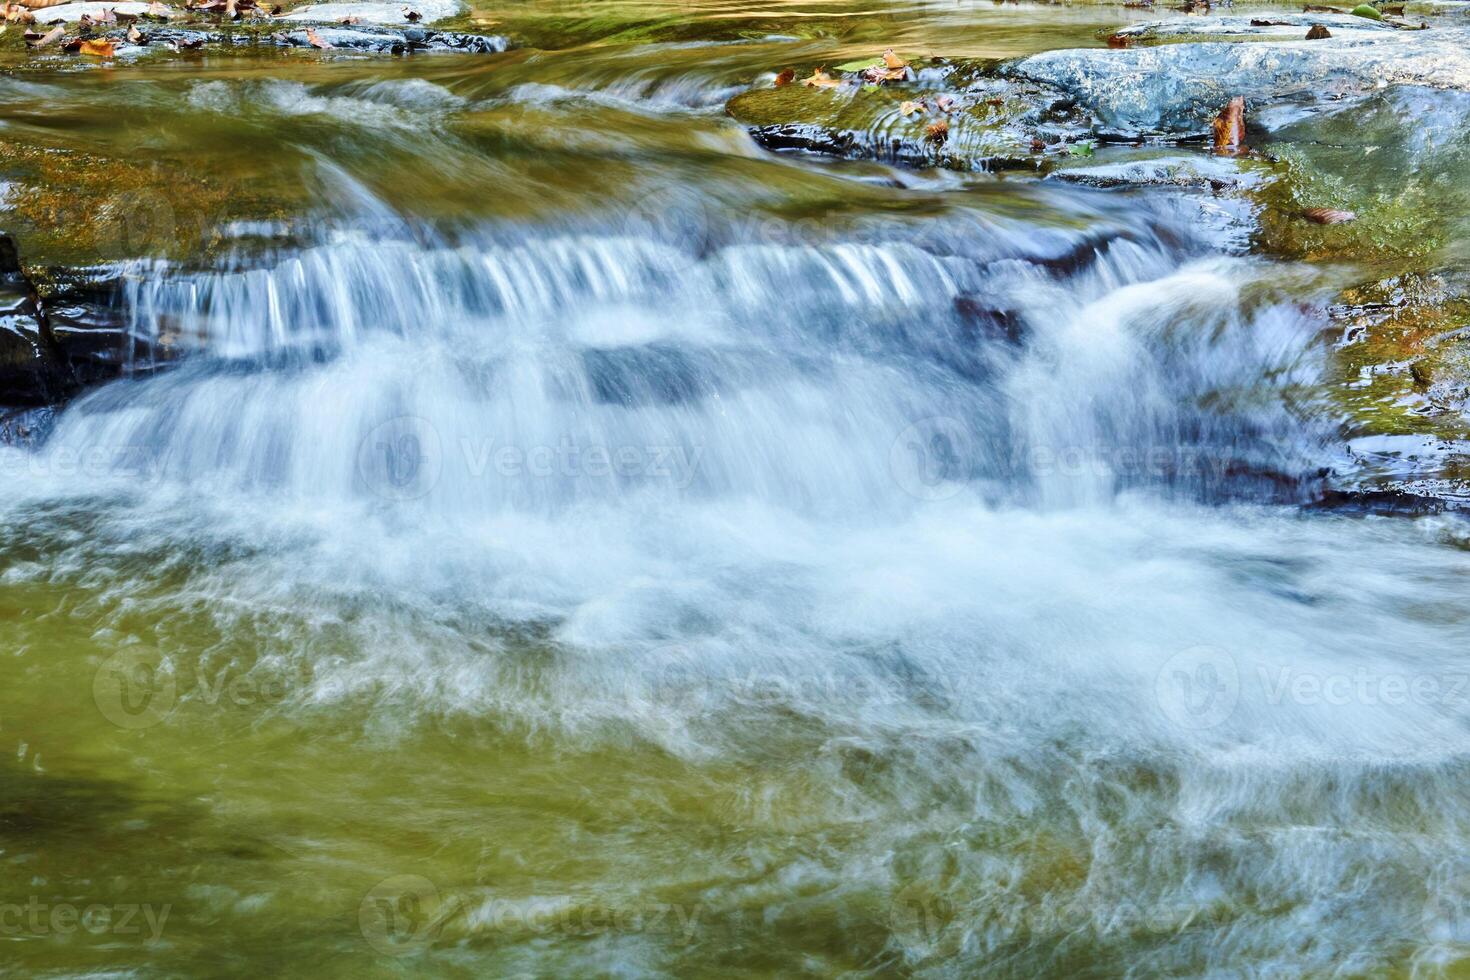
[0,233,136,422]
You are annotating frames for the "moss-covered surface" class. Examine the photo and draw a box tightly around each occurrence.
[0,140,299,274]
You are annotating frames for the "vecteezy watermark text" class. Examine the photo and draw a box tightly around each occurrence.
[356,417,705,500]
[0,898,170,944]
[359,875,703,956]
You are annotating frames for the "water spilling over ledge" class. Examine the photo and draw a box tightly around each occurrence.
[2,1,1470,975]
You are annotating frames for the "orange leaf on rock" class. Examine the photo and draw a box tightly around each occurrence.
[78,38,115,55]
[305,25,331,47]
[1212,95,1246,154]
[882,47,907,69]
[899,99,925,117]
[802,67,841,89]
[26,21,59,44]
[925,118,948,144]
[773,68,794,87]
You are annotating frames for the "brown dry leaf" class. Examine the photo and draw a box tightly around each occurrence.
[403,7,421,20]
[882,47,906,69]
[1301,207,1356,224]
[126,22,141,41]
[773,68,794,88]
[17,0,71,9]
[78,38,115,55]
[1212,95,1246,153]
[860,65,906,84]
[6,3,35,22]
[27,22,60,44]
[1106,33,1131,48]
[934,94,955,113]
[144,0,168,15]
[899,99,926,117]
[802,67,841,89]
[1305,24,1330,38]
[926,118,948,144]
[305,26,331,46]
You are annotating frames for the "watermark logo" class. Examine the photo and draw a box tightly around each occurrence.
[359,875,444,957]
[357,416,443,501]
[890,416,972,501]
[1155,646,1239,730]
[93,646,177,731]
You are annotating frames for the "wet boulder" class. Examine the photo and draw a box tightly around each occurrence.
[725,70,1092,172]
[1107,13,1400,43]
[1007,25,1470,137]
[278,0,461,24]
[0,237,71,408]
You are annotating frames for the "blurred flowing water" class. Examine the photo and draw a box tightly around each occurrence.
[2,2,1470,976]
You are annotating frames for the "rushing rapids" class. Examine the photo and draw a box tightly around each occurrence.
[3,1,1470,975]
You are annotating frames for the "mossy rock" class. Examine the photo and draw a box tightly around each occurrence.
[1350,4,1384,20]
[725,75,1090,172]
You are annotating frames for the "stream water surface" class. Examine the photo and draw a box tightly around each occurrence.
[2,1,1470,976]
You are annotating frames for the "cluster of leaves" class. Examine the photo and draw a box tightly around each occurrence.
[9,0,430,58]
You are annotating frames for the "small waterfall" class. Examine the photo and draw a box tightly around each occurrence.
[44,193,1330,516]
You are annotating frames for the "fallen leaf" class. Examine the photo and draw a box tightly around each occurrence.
[77,37,114,55]
[1301,207,1356,224]
[773,68,794,88]
[403,7,420,20]
[934,94,955,113]
[16,0,71,8]
[899,99,926,116]
[61,35,83,50]
[27,22,60,44]
[305,26,331,47]
[802,67,841,89]
[925,118,948,144]
[226,0,239,18]
[126,23,141,41]
[860,65,906,84]
[1305,24,1331,38]
[144,0,169,16]
[6,4,34,22]
[1212,95,1246,153]
[1106,33,1131,48]
[882,47,906,69]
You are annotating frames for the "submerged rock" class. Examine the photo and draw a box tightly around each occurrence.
[1047,153,1258,189]
[1007,26,1470,137]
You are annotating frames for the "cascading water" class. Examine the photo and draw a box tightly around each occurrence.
[4,16,1470,977]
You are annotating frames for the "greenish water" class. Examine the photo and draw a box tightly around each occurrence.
[3,1,1470,976]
